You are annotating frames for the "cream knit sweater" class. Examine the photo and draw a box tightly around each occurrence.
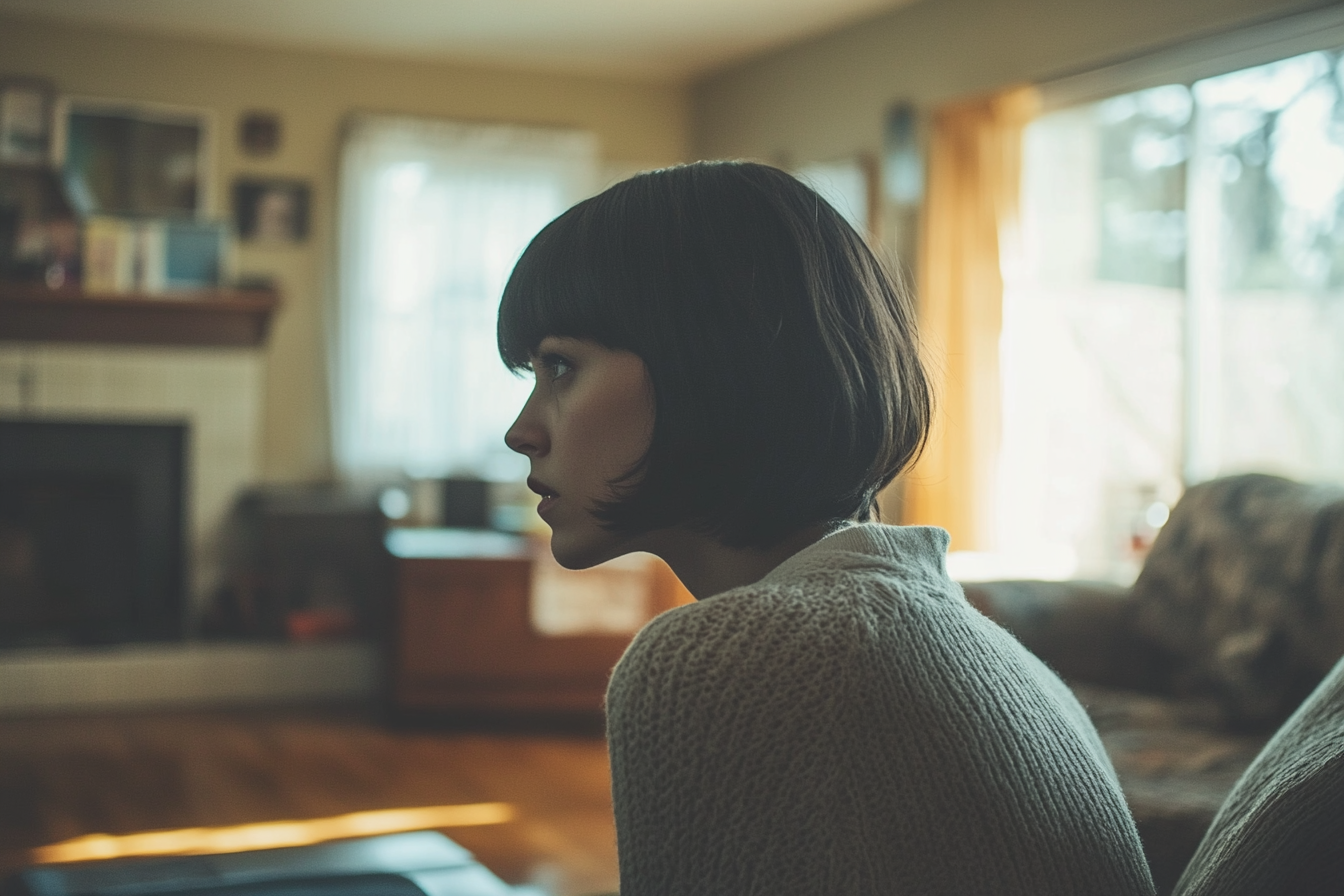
[606,524,1155,895]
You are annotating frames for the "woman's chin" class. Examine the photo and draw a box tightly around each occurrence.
[547,527,628,570]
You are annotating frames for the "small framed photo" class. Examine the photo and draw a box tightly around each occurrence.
[1,78,56,166]
[233,177,310,244]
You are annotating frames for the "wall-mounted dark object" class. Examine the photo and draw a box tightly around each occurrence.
[883,101,923,206]
[238,111,281,157]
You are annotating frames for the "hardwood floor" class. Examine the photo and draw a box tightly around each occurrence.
[0,706,619,896]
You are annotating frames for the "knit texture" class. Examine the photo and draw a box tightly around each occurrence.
[606,524,1155,895]
[1172,653,1344,896]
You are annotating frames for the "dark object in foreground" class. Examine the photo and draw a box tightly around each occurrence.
[1173,654,1344,896]
[2,832,512,896]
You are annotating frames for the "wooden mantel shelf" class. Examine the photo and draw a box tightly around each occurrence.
[0,282,280,347]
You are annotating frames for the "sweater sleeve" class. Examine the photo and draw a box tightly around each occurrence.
[606,576,1154,896]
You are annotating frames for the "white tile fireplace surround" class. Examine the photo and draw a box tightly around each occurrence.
[0,341,261,610]
[0,342,376,713]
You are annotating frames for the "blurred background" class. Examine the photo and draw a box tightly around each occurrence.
[2,0,1343,894]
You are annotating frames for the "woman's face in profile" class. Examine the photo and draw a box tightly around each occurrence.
[505,335,655,569]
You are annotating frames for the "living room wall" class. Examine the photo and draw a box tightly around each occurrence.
[0,14,690,483]
[692,0,1324,166]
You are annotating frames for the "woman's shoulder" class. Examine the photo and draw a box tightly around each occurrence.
[611,548,994,717]
[611,525,1100,749]
[620,523,972,663]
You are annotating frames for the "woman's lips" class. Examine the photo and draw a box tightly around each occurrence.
[528,477,558,518]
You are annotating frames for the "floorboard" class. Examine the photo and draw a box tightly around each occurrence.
[0,706,619,896]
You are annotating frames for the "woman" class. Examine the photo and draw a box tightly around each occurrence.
[499,161,1153,895]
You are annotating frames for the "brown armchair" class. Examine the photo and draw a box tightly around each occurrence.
[962,474,1344,894]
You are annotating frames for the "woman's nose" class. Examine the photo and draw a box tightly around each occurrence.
[505,392,548,457]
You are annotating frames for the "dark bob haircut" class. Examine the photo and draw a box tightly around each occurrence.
[498,160,931,549]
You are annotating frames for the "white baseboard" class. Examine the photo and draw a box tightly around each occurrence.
[0,642,379,715]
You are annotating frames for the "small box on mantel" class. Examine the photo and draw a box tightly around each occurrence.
[81,216,228,295]
[81,215,134,292]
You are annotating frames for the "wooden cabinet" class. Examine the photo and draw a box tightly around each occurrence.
[387,530,690,720]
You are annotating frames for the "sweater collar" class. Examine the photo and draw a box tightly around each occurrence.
[758,523,951,586]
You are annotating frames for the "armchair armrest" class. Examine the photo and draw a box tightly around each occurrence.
[962,579,1171,693]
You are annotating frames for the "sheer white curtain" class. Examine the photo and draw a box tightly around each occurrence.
[335,115,597,481]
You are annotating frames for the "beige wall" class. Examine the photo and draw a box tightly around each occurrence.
[691,0,1323,165]
[6,1,1321,482]
[0,14,690,482]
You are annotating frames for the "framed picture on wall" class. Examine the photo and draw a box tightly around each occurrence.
[0,77,57,166]
[54,97,215,219]
[232,177,310,244]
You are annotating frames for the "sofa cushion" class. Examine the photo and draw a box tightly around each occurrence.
[1131,474,1344,729]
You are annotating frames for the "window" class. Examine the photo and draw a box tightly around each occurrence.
[1001,45,1344,581]
[334,116,597,482]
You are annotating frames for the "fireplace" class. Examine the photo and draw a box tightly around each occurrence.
[0,418,186,646]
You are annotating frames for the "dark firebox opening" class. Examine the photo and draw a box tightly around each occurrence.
[0,419,185,647]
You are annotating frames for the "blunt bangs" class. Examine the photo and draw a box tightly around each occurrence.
[497,161,931,549]
[498,194,634,372]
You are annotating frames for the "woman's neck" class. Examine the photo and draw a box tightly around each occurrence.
[638,522,848,600]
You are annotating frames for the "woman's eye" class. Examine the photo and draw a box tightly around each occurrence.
[537,354,574,381]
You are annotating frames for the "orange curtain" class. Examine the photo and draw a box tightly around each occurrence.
[899,86,1040,550]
